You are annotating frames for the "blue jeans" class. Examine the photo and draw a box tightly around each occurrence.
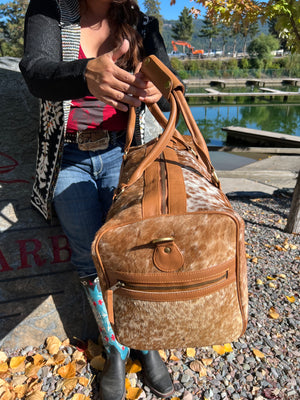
[53,141,124,277]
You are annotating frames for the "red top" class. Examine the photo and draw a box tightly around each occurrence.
[66,46,128,133]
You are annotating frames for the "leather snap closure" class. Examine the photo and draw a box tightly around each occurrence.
[164,247,172,254]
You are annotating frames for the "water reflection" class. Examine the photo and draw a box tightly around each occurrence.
[176,104,300,146]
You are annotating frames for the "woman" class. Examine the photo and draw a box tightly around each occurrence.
[20,0,174,399]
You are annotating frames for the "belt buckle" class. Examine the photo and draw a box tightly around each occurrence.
[77,130,110,151]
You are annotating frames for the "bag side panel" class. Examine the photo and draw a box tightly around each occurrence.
[113,281,243,349]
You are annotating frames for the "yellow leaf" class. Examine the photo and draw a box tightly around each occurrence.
[252,348,265,359]
[53,351,66,365]
[32,354,45,367]
[290,244,297,250]
[46,336,62,355]
[26,391,46,400]
[126,387,143,400]
[57,362,76,379]
[245,253,251,259]
[14,384,28,399]
[125,378,131,390]
[213,345,225,355]
[267,276,277,280]
[71,395,91,400]
[10,356,26,370]
[0,363,8,374]
[158,350,167,362]
[251,257,258,263]
[223,343,233,353]
[72,350,86,363]
[78,377,89,387]
[256,279,264,285]
[126,359,142,374]
[90,355,105,371]
[286,295,295,303]
[275,245,286,252]
[71,395,90,400]
[277,274,286,279]
[269,282,276,288]
[268,307,280,319]
[63,378,78,396]
[25,363,41,378]
[170,352,180,361]
[186,348,196,358]
[201,358,213,366]
[0,352,8,364]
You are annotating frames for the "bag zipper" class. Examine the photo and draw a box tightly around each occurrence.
[108,270,228,294]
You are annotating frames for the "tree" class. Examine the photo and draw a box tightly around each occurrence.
[170,0,300,53]
[198,15,219,54]
[171,7,193,42]
[143,0,163,31]
[0,0,28,57]
[248,33,279,59]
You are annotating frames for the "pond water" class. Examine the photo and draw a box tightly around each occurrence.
[176,103,300,147]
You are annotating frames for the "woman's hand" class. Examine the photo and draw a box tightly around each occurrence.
[85,39,148,112]
[135,69,163,105]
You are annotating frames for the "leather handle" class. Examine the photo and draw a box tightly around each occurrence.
[119,93,178,191]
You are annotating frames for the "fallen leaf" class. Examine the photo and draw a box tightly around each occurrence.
[252,348,265,359]
[71,395,91,400]
[0,362,8,374]
[268,282,277,288]
[158,350,167,362]
[53,351,66,365]
[125,378,131,390]
[14,384,28,398]
[267,276,277,281]
[32,354,45,367]
[0,353,8,364]
[63,378,78,396]
[57,362,76,379]
[274,245,286,252]
[223,343,233,353]
[10,356,26,370]
[186,348,196,358]
[256,279,264,285]
[290,244,297,250]
[212,345,226,355]
[90,355,105,371]
[46,336,62,355]
[245,253,251,259]
[72,350,86,363]
[26,391,46,400]
[277,274,287,279]
[126,359,142,374]
[126,387,143,400]
[201,358,213,366]
[251,257,258,263]
[268,307,280,319]
[286,295,295,303]
[169,352,180,362]
[25,363,41,378]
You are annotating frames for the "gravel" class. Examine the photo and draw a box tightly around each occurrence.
[1,194,299,400]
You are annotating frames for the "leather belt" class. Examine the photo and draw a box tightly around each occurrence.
[65,129,125,151]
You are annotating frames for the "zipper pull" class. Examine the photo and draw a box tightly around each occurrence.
[105,281,124,325]
[109,281,125,292]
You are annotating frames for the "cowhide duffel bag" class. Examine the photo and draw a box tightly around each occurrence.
[92,55,248,350]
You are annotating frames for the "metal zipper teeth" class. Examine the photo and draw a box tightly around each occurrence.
[160,154,167,215]
[110,271,228,293]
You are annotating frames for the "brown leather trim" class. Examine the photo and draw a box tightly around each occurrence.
[142,147,161,218]
[163,147,187,215]
[108,258,235,302]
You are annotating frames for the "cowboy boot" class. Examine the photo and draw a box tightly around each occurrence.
[80,274,129,400]
[131,350,174,398]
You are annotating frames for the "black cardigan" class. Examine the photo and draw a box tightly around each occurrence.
[20,0,173,110]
